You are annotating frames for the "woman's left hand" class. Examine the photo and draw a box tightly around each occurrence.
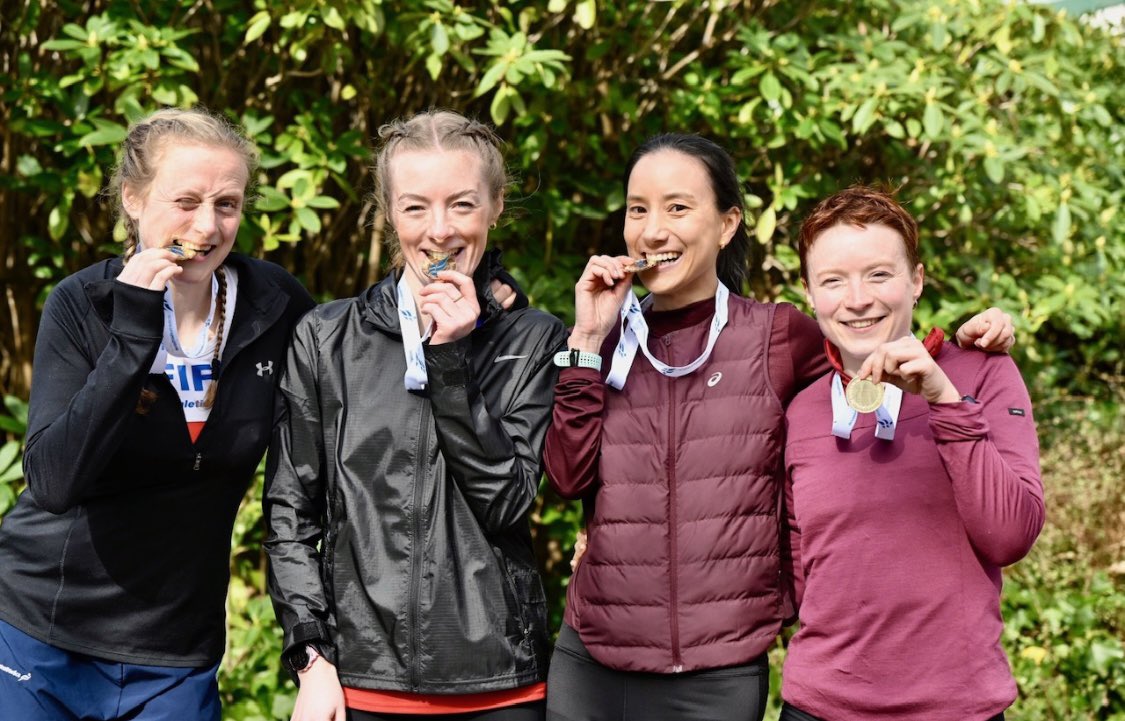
[859,335,962,404]
[420,270,480,345]
[955,307,1015,353]
[489,278,517,310]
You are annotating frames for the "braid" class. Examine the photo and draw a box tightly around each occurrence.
[202,267,227,409]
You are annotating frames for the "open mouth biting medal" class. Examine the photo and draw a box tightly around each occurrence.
[422,250,456,278]
[167,238,201,262]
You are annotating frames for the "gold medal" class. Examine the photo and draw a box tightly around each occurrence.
[845,377,885,413]
[423,250,456,278]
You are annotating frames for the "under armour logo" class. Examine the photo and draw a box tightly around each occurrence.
[256,361,274,377]
[707,372,723,387]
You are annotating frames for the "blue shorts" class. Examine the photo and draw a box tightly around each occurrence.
[0,618,221,721]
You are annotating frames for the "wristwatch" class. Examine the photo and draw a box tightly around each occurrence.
[283,643,322,673]
[553,348,602,372]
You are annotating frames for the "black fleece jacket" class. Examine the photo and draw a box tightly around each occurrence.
[0,254,314,666]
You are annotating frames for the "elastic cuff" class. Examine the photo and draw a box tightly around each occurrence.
[109,281,164,339]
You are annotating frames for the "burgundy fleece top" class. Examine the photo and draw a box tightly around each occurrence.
[782,343,1044,721]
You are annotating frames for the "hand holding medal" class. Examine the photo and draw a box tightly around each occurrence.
[418,253,479,345]
[854,328,960,406]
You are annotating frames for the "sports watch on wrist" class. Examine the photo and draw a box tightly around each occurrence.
[553,348,602,372]
[283,643,322,673]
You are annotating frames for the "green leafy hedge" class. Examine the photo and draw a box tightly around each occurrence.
[1,0,1122,718]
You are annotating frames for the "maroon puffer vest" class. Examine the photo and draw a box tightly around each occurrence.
[565,296,786,673]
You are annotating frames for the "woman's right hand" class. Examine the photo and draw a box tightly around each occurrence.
[291,658,347,721]
[116,247,182,291]
[570,254,634,352]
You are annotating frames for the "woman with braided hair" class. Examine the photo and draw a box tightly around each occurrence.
[264,109,566,721]
[0,107,315,720]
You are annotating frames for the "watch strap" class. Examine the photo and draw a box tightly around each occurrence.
[553,348,602,372]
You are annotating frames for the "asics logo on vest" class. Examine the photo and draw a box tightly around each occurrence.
[707,372,723,387]
[256,361,274,377]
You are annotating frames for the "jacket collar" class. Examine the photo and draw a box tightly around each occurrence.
[84,253,289,360]
[360,248,524,336]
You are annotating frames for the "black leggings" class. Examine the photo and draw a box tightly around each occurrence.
[779,702,1005,721]
[347,700,545,721]
[546,624,768,721]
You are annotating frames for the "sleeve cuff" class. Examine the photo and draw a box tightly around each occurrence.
[110,281,165,339]
[929,399,990,442]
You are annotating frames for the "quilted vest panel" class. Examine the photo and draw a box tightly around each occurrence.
[568,296,786,673]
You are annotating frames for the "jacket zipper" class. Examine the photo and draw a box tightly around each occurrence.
[666,369,683,672]
[193,452,201,471]
[408,399,431,691]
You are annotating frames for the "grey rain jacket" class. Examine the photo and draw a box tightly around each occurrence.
[264,251,567,693]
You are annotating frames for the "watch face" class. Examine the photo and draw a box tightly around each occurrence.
[286,647,310,672]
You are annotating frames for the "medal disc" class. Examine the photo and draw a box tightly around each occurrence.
[845,377,885,413]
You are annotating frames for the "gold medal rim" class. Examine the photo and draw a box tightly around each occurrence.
[845,377,885,413]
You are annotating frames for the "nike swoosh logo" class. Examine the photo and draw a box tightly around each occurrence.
[494,354,529,363]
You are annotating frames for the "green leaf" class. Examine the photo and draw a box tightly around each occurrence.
[755,206,777,244]
[574,0,596,29]
[426,53,442,81]
[48,203,70,241]
[1052,203,1071,244]
[295,207,321,233]
[41,39,86,51]
[0,441,18,475]
[244,11,271,44]
[923,103,943,139]
[490,86,513,125]
[759,72,781,103]
[475,62,507,97]
[306,195,340,210]
[431,22,450,56]
[322,7,346,31]
[984,157,1004,184]
[255,187,290,212]
[548,0,568,11]
[851,98,878,135]
[77,123,127,147]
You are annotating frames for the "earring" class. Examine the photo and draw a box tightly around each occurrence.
[490,222,497,230]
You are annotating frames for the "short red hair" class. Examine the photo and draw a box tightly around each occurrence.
[798,185,920,283]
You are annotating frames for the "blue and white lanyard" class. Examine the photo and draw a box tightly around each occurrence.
[830,372,903,441]
[149,267,234,374]
[605,282,730,390]
[397,274,433,390]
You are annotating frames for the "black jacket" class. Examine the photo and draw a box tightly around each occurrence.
[0,254,314,666]
[264,253,567,693]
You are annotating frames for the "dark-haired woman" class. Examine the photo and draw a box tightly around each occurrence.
[0,108,315,720]
[542,134,1015,721]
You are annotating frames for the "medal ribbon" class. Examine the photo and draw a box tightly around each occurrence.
[397,274,433,390]
[605,282,730,390]
[831,373,904,441]
[149,267,235,374]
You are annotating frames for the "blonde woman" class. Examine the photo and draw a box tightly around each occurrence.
[265,110,565,721]
[0,108,314,720]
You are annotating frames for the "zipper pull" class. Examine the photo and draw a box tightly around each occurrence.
[193,453,201,471]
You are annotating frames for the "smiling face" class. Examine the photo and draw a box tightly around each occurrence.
[122,142,248,285]
[388,148,501,295]
[623,149,740,311]
[804,222,924,373]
